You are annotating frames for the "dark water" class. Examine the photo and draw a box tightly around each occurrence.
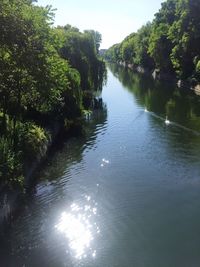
[2,65,200,267]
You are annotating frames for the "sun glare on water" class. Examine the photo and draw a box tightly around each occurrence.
[55,195,99,259]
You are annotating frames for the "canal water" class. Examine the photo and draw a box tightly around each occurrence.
[2,64,200,267]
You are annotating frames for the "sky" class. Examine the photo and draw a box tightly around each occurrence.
[36,0,164,49]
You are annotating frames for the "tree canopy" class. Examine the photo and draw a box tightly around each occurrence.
[105,0,200,83]
[0,0,106,187]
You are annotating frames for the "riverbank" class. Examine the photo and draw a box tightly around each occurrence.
[117,61,200,95]
[0,96,105,230]
[0,121,77,229]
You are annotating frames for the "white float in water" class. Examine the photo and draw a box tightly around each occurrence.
[102,158,109,164]
[101,158,110,167]
[165,116,170,125]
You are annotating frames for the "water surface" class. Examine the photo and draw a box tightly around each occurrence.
[2,65,200,267]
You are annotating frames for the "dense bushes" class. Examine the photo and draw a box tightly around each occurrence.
[0,137,23,187]
[0,117,50,187]
[19,123,50,161]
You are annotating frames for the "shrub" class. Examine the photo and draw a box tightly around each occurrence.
[0,137,24,188]
[19,123,50,161]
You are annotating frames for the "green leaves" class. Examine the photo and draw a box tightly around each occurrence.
[57,25,105,92]
[106,0,200,82]
[0,1,106,187]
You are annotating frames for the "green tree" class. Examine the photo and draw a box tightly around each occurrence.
[169,0,200,79]
[0,1,106,187]
[148,0,176,73]
[84,30,102,53]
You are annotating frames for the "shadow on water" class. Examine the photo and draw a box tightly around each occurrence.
[108,63,200,154]
[0,102,108,267]
[35,105,108,183]
[109,64,200,124]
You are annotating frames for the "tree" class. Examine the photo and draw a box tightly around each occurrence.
[148,0,176,73]
[84,30,102,53]
[169,0,200,79]
[0,0,106,186]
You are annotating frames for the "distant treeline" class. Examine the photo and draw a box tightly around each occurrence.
[0,0,106,188]
[105,0,200,83]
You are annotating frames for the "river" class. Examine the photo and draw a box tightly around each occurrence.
[2,64,200,267]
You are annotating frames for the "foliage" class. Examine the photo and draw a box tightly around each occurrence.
[168,0,200,79]
[0,0,106,188]
[104,43,121,62]
[19,123,50,161]
[0,137,23,188]
[105,0,200,82]
[56,26,105,91]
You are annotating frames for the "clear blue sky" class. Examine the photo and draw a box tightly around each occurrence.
[36,0,164,49]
